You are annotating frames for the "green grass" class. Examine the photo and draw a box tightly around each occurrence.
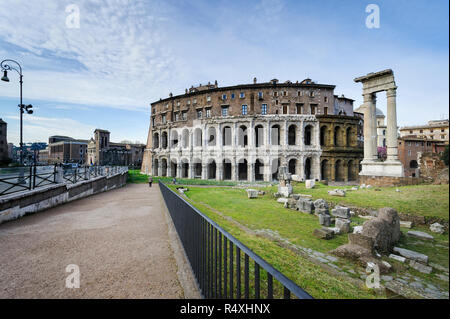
[289,182,449,221]
[171,184,449,298]
[127,169,269,186]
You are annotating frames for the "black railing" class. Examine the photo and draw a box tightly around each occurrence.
[159,181,313,299]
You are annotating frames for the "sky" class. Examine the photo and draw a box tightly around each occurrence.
[0,0,448,145]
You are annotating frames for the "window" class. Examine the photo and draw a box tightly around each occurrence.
[282,104,288,114]
[152,117,155,126]
[193,98,197,104]
[442,135,446,139]
[206,108,211,118]
[182,111,187,120]
[324,107,328,115]
[273,91,278,97]
[420,129,423,133]
[324,97,328,103]
[441,129,445,132]
[409,130,413,134]
[408,150,411,156]
[231,93,235,99]
[162,114,166,124]
[197,110,202,119]
[242,104,248,115]
[222,106,229,117]
[310,104,317,115]
[222,94,227,100]
[206,96,211,102]
[275,100,279,105]
[309,91,315,97]
[296,104,303,114]
[258,91,263,99]
[187,100,191,105]
[177,101,180,106]
[261,104,268,115]
[283,91,287,96]
[240,92,245,98]
[175,113,179,121]
[430,129,434,133]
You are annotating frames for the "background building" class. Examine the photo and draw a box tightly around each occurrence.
[47,136,88,164]
[0,119,9,164]
[399,119,449,142]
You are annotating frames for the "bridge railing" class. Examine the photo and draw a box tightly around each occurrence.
[0,165,128,197]
[159,181,313,299]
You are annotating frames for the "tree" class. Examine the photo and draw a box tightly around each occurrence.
[442,144,449,166]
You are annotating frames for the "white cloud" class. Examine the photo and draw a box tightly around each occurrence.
[4,114,95,144]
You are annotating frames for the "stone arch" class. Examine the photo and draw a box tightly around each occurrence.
[238,125,248,147]
[170,158,177,178]
[194,128,202,147]
[207,159,216,179]
[255,124,264,147]
[182,129,190,148]
[153,132,160,148]
[346,127,352,146]
[180,158,189,178]
[223,158,232,180]
[193,158,202,178]
[208,127,216,146]
[161,158,168,176]
[304,125,313,146]
[321,159,331,181]
[171,130,179,148]
[223,126,232,146]
[348,159,356,181]
[238,158,248,180]
[161,131,168,149]
[254,158,264,181]
[153,158,159,175]
[288,125,296,145]
[271,158,280,181]
[334,126,342,146]
[304,157,312,180]
[271,124,280,145]
[288,158,296,175]
[320,125,328,146]
[409,160,418,169]
[334,159,343,181]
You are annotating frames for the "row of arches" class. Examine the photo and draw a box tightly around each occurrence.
[320,159,360,181]
[152,156,317,181]
[152,123,317,150]
[319,125,355,147]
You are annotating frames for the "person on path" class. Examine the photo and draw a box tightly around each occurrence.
[148,176,153,187]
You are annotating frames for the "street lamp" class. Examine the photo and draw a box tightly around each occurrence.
[1,59,33,165]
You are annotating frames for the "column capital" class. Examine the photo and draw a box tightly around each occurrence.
[386,87,397,97]
[363,92,376,103]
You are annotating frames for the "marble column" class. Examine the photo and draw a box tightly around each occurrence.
[362,93,378,162]
[386,87,399,161]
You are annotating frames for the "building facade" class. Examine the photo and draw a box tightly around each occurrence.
[399,119,449,142]
[46,136,88,164]
[142,78,363,182]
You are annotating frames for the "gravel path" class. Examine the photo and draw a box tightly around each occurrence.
[0,183,185,298]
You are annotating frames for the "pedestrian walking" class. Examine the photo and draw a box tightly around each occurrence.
[148,176,153,187]
[173,177,177,185]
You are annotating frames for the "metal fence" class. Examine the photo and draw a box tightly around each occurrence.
[0,165,128,197]
[159,181,313,299]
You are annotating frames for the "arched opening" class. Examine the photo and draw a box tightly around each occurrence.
[288,158,296,175]
[193,159,202,178]
[238,159,248,180]
[321,159,330,181]
[348,160,355,181]
[181,159,189,178]
[304,125,312,146]
[208,160,216,179]
[255,159,264,181]
[161,132,168,149]
[208,127,216,146]
[182,129,190,148]
[271,158,280,181]
[410,160,418,169]
[305,157,311,180]
[334,126,341,146]
[334,159,342,181]
[238,125,248,147]
[223,126,232,146]
[223,159,232,180]
[153,159,159,175]
[170,160,177,178]
[153,133,160,148]
[320,126,327,146]
[161,158,168,176]
[194,128,202,147]
[171,130,179,148]
[288,125,296,145]
[255,125,264,147]
[271,125,280,145]
[346,127,352,146]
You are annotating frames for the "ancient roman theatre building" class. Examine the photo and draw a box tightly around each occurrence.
[142,78,363,182]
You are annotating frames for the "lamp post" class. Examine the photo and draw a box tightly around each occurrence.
[1,59,33,166]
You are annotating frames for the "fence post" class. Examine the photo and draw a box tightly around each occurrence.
[55,166,64,183]
[32,164,37,189]
[28,165,32,190]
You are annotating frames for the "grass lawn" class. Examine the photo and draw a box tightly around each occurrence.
[289,182,449,221]
[171,184,449,299]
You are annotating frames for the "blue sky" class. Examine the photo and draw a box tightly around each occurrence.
[0,0,448,145]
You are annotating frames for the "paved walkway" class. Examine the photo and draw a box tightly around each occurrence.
[0,183,188,298]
